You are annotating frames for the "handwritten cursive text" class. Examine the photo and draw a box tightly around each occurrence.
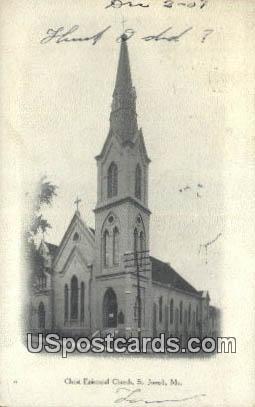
[40,25,111,45]
[114,387,207,404]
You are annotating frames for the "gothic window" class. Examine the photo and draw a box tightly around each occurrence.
[103,230,110,267]
[73,232,79,241]
[102,214,121,269]
[138,231,145,266]
[170,299,174,324]
[159,296,163,323]
[133,216,146,267]
[188,303,191,325]
[113,227,120,265]
[38,302,45,329]
[140,231,145,253]
[134,228,138,253]
[38,274,46,289]
[71,275,78,320]
[180,301,183,324]
[80,282,85,322]
[135,164,142,199]
[64,284,69,321]
[107,162,118,198]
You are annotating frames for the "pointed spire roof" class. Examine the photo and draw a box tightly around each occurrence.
[114,34,133,95]
[110,35,138,143]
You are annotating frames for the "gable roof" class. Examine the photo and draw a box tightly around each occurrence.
[53,210,95,267]
[60,246,91,275]
[150,256,198,295]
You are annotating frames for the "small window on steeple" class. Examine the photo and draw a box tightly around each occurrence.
[73,232,79,242]
[107,162,118,198]
[135,164,142,199]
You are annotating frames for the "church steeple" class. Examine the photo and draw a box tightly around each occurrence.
[110,35,138,143]
[94,32,151,283]
[95,34,150,210]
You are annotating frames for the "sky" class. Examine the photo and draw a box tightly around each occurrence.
[5,0,254,308]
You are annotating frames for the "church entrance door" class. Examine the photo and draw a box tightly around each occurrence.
[103,288,118,328]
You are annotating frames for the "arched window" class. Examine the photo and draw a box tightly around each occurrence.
[140,231,145,253]
[188,304,191,325]
[71,275,78,320]
[159,297,163,323]
[38,274,46,289]
[64,284,69,321]
[38,302,45,329]
[134,228,138,253]
[139,231,145,265]
[80,282,85,323]
[107,162,118,198]
[113,227,120,265]
[170,299,174,324]
[103,230,110,267]
[135,164,142,199]
[41,275,46,288]
[180,301,183,324]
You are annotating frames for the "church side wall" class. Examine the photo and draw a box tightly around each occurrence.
[152,283,202,339]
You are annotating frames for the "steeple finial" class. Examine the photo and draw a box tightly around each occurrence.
[74,196,81,214]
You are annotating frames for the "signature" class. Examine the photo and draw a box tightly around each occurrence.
[114,388,207,404]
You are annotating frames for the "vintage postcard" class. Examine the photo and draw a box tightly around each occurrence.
[0,0,254,406]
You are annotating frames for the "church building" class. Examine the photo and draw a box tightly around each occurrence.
[29,35,220,341]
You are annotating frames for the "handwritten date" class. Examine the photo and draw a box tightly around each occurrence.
[105,0,208,9]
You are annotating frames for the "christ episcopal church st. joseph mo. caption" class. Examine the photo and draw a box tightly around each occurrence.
[29,35,220,341]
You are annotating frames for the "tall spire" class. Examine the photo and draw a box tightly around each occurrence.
[110,35,138,143]
[114,34,133,95]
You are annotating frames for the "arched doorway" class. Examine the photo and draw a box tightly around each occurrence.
[38,302,45,329]
[71,275,78,320]
[103,288,118,328]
